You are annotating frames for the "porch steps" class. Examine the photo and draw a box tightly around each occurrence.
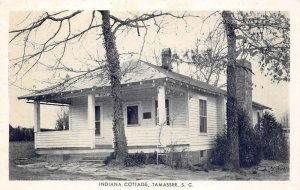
[79,159,105,163]
[79,153,111,163]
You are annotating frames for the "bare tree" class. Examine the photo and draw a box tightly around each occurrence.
[177,29,227,87]
[9,10,189,165]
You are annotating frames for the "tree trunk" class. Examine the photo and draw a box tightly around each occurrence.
[100,10,128,164]
[221,11,240,171]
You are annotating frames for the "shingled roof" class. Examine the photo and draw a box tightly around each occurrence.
[19,59,225,99]
[18,59,270,110]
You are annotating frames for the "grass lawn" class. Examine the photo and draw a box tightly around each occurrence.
[9,141,289,181]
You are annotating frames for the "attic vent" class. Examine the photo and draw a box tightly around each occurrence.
[161,48,172,71]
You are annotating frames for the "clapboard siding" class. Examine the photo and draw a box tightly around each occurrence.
[171,95,187,127]
[216,96,226,134]
[95,100,114,145]
[35,130,93,148]
[189,91,220,151]
[125,127,189,146]
[94,89,188,146]
[70,97,88,130]
[36,88,223,150]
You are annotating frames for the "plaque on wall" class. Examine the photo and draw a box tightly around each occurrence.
[143,112,151,119]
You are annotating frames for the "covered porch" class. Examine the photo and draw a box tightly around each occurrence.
[28,78,191,154]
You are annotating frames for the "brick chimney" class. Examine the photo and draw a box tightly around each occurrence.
[236,59,253,127]
[161,48,172,71]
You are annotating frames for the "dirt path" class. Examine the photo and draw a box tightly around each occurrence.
[10,158,289,180]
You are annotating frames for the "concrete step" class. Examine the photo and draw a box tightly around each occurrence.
[82,156,107,160]
[79,159,105,163]
[80,157,106,163]
[79,154,111,163]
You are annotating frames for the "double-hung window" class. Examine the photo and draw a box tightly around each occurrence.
[199,99,207,133]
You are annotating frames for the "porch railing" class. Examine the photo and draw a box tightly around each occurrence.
[35,129,94,149]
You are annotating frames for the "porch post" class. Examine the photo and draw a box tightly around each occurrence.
[88,94,95,149]
[157,85,166,147]
[157,85,166,125]
[33,101,40,133]
[33,100,40,149]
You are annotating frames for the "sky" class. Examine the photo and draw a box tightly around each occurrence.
[8,11,289,129]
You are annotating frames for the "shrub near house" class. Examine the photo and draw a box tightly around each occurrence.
[211,112,289,167]
[259,112,289,162]
[211,110,263,167]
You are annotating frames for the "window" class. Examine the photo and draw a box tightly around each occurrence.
[199,99,207,133]
[127,105,139,125]
[155,99,170,125]
[95,106,101,135]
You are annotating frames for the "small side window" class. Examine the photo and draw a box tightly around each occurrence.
[199,99,207,133]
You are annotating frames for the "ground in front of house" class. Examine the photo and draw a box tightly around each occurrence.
[9,142,289,180]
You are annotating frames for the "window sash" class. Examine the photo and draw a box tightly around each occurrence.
[200,116,207,133]
[199,99,207,133]
[95,122,101,135]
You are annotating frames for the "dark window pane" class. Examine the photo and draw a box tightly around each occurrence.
[200,100,207,116]
[95,122,100,135]
[155,101,158,124]
[166,99,170,125]
[95,106,100,121]
[127,106,139,125]
[200,117,207,133]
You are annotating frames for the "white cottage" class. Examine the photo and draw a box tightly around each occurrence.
[18,49,270,163]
